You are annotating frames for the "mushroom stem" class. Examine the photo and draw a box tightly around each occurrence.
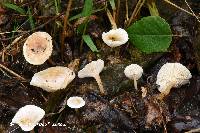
[133,77,138,90]
[114,47,120,57]
[95,74,105,95]
[157,83,174,100]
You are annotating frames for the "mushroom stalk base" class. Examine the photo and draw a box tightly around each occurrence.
[133,77,138,90]
[157,83,174,100]
[95,75,105,95]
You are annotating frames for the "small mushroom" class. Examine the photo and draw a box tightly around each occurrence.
[156,63,192,98]
[23,31,53,65]
[30,66,75,92]
[78,59,105,95]
[67,96,85,109]
[102,28,129,47]
[11,105,45,131]
[124,64,143,90]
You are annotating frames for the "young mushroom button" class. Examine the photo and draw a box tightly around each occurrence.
[78,59,105,95]
[156,63,192,98]
[102,28,129,47]
[11,105,45,131]
[30,66,75,92]
[124,64,143,90]
[23,31,53,65]
[67,96,85,109]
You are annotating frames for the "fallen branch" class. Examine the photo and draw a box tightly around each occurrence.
[61,0,73,60]
[0,63,26,81]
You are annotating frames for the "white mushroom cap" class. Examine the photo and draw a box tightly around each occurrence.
[78,59,104,78]
[124,64,143,90]
[30,66,75,92]
[156,63,192,93]
[11,105,45,131]
[23,32,53,65]
[124,64,143,80]
[102,28,129,47]
[67,96,85,109]
[78,59,105,94]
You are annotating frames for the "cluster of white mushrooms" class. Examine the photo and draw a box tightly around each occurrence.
[11,30,192,131]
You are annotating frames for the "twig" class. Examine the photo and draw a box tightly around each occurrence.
[185,127,200,133]
[126,0,146,27]
[125,0,129,21]
[61,0,73,60]
[0,68,11,78]
[0,13,63,41]
[0,36,23,57]
[184,0,200,22]
[0,30,26,35]
[112,0,117,23]
[0,63,26,81]
[107,9,117,29]
[164,0,200,20]
[115,0,120,26]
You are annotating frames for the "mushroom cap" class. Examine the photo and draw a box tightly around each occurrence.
[78,59,104,78]
[30,66,75,92]
[156,63,192,93]
[124,64,143,80]
[67,96,85,109]
[23,32,53,65]
[11,105,45,131]
[102,28,129,47]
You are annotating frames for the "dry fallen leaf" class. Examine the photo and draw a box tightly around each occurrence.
[141,87,147,98]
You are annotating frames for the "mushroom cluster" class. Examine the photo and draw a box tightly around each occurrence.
[17,29,193,132]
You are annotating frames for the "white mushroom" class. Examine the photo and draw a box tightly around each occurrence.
[23,31,53,65]
[11,105,45,131]
[156,63,192,97]
[124,64,143,90]
[78,59,105,94]
[67,96,85,109]
[102,28,129,47]
[30,66,75,92]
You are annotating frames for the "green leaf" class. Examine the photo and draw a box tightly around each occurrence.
[27,7,35,30]
[109,0,116,10]
[127,16,172,53]
[69,6,105,21]
[54,0,61,15]
[77,23,86,34]
[146,0,159,16]
[82,35,99,52]
[82,0,93,17]
[69,1,106,22]
[69,13,82,21]
[3,3,26,15]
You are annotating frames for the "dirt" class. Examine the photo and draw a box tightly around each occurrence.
[0,0,200,133]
